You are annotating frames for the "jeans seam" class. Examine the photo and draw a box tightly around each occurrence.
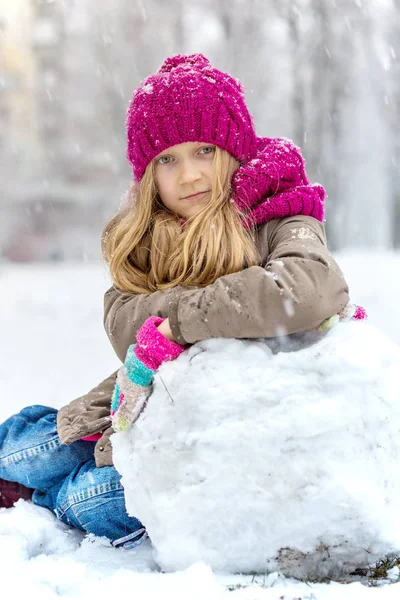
[55,481,125,525]
[0,436,61,467]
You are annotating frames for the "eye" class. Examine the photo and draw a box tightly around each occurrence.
[199,146,215,155]
[157,155,172,165]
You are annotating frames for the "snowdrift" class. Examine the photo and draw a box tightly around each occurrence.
[112,321,400,578]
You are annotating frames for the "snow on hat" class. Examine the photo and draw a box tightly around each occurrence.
[125,53,257,182]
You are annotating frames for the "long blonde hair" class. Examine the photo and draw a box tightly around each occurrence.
[102,147,261,294]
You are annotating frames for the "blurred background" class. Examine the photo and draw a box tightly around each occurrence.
[0,0,399,416]
[1,0,399,262]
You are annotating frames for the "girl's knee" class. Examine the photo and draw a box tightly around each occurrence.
[18,405,58,422]
[0,409,93,490]
[1,406,58,448]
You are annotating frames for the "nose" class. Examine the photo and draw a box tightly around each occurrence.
[178,158,202,185]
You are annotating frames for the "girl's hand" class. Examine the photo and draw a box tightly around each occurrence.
[156,317,176,342]
[111,317,186,432]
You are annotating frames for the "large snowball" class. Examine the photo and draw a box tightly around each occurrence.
[112,322,400,578]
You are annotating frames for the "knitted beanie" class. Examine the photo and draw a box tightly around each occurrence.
[126,53,257,182]
[126,53,325,227]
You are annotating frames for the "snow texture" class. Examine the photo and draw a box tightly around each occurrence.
[112,321,400,578]
[1,255,400,597]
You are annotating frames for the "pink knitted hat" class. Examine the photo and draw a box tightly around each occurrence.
[126,53,257,182]
[126,53,325,227]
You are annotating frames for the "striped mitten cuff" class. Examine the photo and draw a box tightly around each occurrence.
[111,317,187,432]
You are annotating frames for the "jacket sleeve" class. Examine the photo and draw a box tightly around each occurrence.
[57,370,117,445]
[168,215,350,344]
[104,285,193,363]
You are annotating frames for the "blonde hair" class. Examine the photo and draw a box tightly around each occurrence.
[102,147,261,294]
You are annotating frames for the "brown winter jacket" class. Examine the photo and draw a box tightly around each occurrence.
[57,215,349,467]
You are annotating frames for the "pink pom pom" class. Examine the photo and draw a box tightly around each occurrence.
[158,53,210,73]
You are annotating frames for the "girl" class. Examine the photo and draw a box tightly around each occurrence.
[0,54,361,549]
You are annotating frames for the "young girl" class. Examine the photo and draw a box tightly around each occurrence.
[0,54,361,549]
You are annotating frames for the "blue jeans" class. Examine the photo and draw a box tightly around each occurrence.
[0,405,145,549]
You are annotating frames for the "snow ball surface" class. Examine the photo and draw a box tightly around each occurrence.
[112,321,400,578]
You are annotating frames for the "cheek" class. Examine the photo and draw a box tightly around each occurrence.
[204,162,215,180]
[156,171,173,193]
[160,182,174,202]
[155,173,167,199]
[156,175,176,205]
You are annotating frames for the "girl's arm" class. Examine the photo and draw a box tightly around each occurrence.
[168,214,349,344]
[104,285,196,362]
[110,316,187,432]
[57,370,118,445]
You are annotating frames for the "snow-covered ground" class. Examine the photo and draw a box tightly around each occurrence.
[0,249,400,599]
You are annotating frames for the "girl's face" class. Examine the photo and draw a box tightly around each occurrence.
[153,141,215,219]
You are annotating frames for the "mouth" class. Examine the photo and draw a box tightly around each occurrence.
[182,191,208,200]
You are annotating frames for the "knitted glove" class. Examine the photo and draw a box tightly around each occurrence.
[318,302,368,332]
[111,317,187,432]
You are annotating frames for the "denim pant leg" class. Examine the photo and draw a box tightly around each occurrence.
[0,405,95,489]
[0,405,145,548]
[34,461,146,549]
